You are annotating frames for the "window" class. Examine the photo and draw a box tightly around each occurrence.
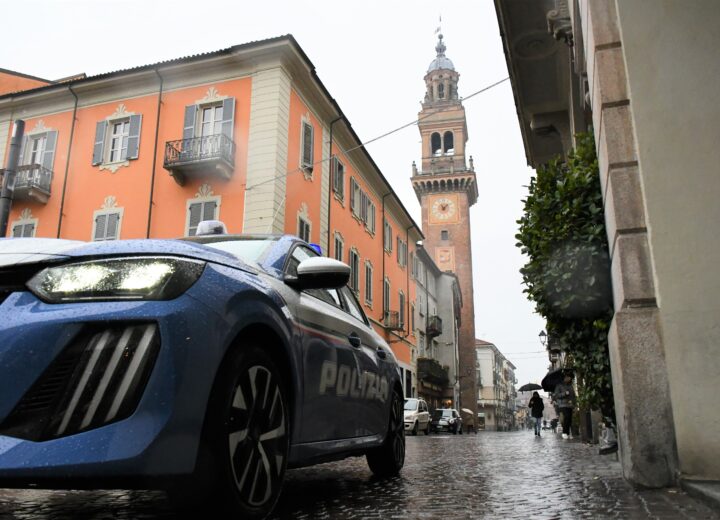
[109,120,129,162]
[334,233,344,262]
[419,332,426,357]
[11,221,35,237]
[187,197,219,236]
[431,132,442,156]
[93,115,141,166]
[410,303,415,332]
[93,211,122,241]
[399,290,405,328]
[349,249,360,293]
[298,216,310,243]
[200,105,223,137]
[332,157,345,201]
[301,120,314,171]
[340,286,367,324]
[411,252,418,278]
[182,97,235,141]
[383,219,393,252]
[441,230,449,240]
[28,135,47,165]
[383,278,390,315]
[364,261,373,305]
[438,83,445,99]
[443,131,454,154]
[397,237,407,267]
[349,177,375,232]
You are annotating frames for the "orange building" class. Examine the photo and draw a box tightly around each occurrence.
[0,36,420,385]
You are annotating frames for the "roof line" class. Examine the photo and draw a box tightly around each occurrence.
[0,67,53,84]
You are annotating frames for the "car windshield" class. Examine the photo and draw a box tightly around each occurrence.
[404,399,418,411]
[182,236,277,264]
[432,409,453,419]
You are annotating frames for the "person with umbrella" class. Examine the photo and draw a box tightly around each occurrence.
[528,391,544,436]
[553,370,576,439]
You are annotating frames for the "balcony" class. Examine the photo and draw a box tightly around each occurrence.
[164,134,236,186]
[383,310,404,331]
[426,314,443,338]
[417,357,449,386]
[11,164,53,204]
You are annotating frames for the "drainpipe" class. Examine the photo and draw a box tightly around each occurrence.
[325,116,343,255]
[381,192,392,321]
[57,85,79,238]
[146,67,164,238]
[404,224,413,337]
[0,119,25,237]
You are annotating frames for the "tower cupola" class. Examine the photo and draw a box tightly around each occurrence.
[424,34,460,104]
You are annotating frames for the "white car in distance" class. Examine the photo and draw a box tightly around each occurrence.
[404,398,430,435]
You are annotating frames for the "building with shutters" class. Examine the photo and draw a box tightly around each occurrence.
[0,36,421,370]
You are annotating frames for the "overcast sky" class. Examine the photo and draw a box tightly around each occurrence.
[3,0,549,387]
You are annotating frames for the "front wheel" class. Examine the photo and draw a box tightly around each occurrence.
[424,421,431,435]
[170,345,289,519]
[366,388,405,477]
[411,421,418,436]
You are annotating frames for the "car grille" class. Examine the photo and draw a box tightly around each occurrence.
[0,323,160,441]
[0,265,40,306]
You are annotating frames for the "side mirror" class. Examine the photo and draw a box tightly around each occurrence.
[285,257,350,290]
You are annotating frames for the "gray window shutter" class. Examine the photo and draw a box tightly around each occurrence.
[188,203,202,236]
[106,213,120,240]
[126,115,142,160]
[93,121,107,166]
[12,225,22,237]
[23,223,35,237]
[42,130,58,171]
[202,200,217,221]
[302,122,313,167]
[94,214,108,240]
[221,98,235,139]
[183,105,197,141]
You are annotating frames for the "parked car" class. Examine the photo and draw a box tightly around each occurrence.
[0,222,405,519]
[430,408,463,434]
[403,397,430,435]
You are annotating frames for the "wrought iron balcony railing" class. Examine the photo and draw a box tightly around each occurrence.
[12,164,53,203]
[163,134,236,185]
[426,314,443,338]
[383,310,404,331]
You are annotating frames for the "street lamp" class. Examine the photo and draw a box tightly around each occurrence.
[539,330,547,347]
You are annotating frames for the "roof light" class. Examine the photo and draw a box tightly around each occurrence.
[196,220,227,236]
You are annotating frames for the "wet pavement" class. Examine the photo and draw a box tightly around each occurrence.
[0,431,717,519]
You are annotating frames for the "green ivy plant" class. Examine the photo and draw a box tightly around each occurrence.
[516,133,615,420]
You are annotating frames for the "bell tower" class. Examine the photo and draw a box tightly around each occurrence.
[411,32,479,422]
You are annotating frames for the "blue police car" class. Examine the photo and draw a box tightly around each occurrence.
[0,222,405,518]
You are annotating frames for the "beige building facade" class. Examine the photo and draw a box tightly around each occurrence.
[495,0,720,489]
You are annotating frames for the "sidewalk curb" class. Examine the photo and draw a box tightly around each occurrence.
[680,479,720,511]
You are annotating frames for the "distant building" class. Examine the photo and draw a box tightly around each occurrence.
[475,340,517,430]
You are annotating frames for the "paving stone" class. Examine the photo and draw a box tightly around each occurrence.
[0,432,717,519]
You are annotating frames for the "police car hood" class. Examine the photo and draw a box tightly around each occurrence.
[0,238,254,272]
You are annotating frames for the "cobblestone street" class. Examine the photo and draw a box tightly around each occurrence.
[0,431,717,519]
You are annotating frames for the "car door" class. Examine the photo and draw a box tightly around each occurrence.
[419,400,429,430]
[285,245,368,442]
[336,285,389,437]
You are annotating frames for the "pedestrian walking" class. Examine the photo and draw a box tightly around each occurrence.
[553,370,576,439]
[528,391,544,437]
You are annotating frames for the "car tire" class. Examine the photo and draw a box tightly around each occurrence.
[412,421,418,436]
[366,387,405,477]
[169,344,289,520]
[424,421,431,435]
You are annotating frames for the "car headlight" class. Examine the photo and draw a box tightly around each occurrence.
[27,256,205,302]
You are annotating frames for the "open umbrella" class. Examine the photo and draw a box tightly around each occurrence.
[461,408,474,415]
[518,383,542,393]
[541,368,573,393]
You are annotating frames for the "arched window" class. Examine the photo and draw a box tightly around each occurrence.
[431,133,442,156]
[438,83,445,99]
[443,131,454,154]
